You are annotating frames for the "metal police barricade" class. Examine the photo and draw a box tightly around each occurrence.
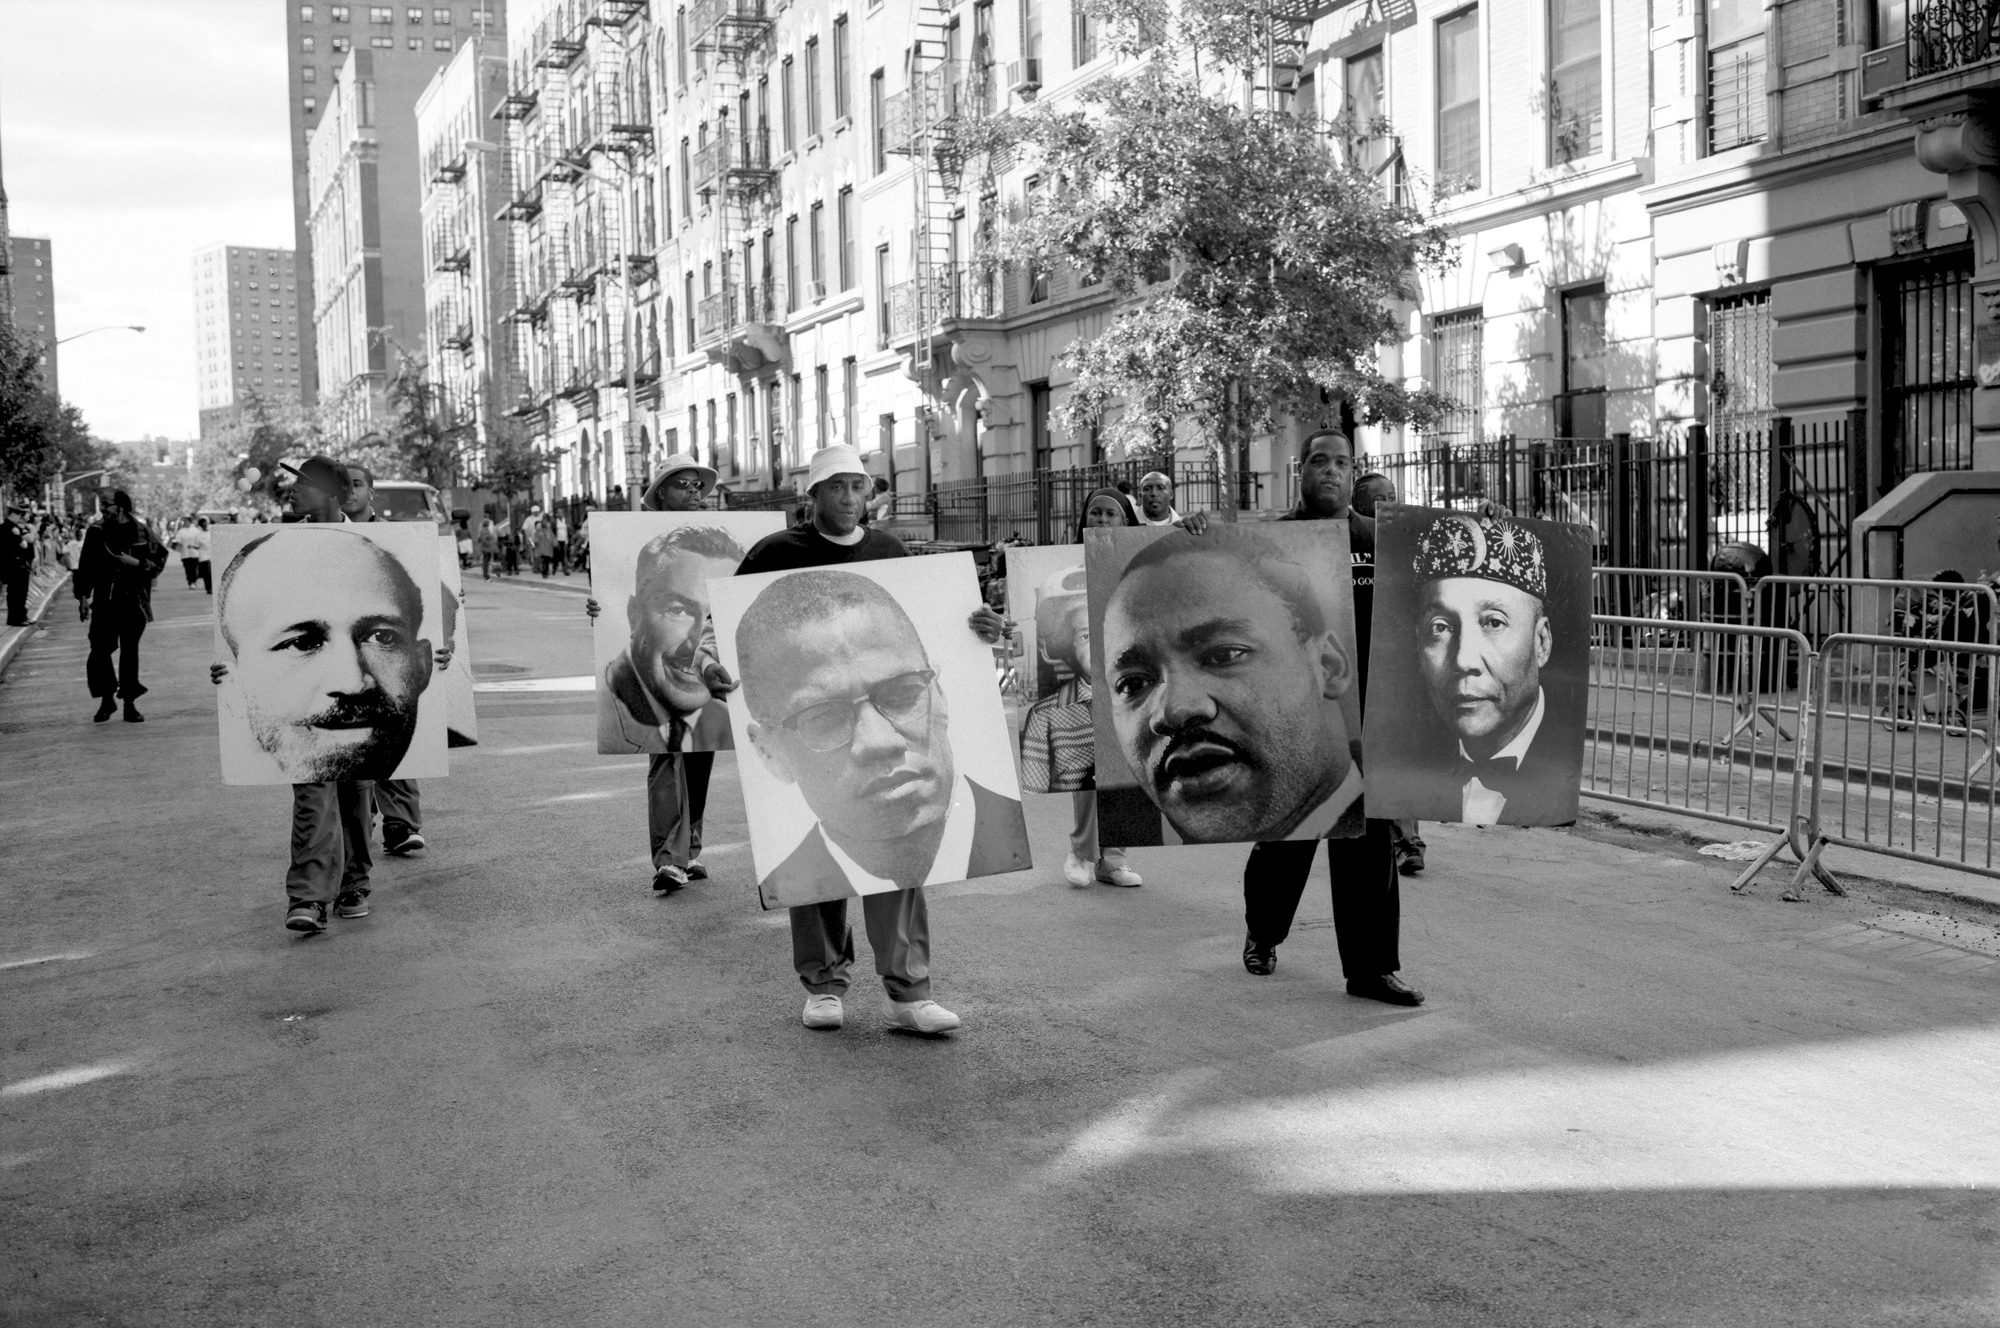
[1592,567,1752,629]
[1754,575,1999,650]
[1793,633,2000,887]
[1588,615,1824,891]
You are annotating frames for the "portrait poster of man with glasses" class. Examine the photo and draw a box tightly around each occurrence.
[589,510,784,755]
[708,554,1031,910]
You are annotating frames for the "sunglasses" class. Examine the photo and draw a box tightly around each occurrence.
[779,669,937,753]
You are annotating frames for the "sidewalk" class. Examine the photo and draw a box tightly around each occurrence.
[0,565,69,681]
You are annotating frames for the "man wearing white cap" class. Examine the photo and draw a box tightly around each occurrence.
[586,453,736,892]
[736,444,1010,1035]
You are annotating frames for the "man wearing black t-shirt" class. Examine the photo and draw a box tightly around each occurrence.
[1240,429,1423,1006]
[737,445,1011,1036]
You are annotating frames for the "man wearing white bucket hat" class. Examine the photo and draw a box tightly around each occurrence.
[735,444,1011,1036]
[586,453,735,893]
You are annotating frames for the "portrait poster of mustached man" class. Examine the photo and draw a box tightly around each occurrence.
[1363,505,1593,826]
[210,522,450,785]
[588,511,784,755]
[1084,522,1364,847]
[709,553,1032,910]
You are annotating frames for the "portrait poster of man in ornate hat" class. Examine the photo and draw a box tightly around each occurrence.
[1363,505,1593,826]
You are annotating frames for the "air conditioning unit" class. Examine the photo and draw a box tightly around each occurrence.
[1007,58,1042,97]
[806,278,827,304]
[1860,43,1907,99]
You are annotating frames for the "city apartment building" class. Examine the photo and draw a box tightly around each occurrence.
[7,235,58,398]
[288,1,507,409]
[417,35,516,468]
[192,244,302,438]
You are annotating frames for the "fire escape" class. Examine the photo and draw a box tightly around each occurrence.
[689,0,781,375]
[495,39,551,432]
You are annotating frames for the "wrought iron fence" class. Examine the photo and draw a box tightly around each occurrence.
[1907,0,2000,78]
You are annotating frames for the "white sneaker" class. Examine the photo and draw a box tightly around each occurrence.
[884,998,962,1034]
[1062,853,1093,887]
[802,994,844,1029]
[1095,854,1143,888]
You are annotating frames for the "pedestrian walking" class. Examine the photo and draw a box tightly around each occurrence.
[341,463,428,856]
[1,501,35,626]
[534,518,555,577]
[733,444,1010,1036]
[61,523,87,619]
[184,518,213,595]
[585,454,727,894]
[553,511,570,574]
[1237,429,1424,1007]
[77,491,167,722]
[477,518,499,580]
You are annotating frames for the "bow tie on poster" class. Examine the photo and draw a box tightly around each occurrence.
[1461,752,1525,782]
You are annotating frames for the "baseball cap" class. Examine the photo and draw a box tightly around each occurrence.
[280,455,348,501]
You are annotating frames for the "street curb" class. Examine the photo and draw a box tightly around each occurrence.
[0,569,66,683]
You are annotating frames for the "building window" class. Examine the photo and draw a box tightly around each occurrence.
[332,35,350,50]
[676,7,688,85]
[1022,0,1043,68]
[302,34,316,51]
[876,243,892,344]
[302,66,317,81]
[685,272,697,345]
[331,4,349,19]
[809,201,826,297]
[1883,255,1975,483]
[1707,0,1767,153]
[837,187,855,290]
[870,69,886,173]
[843,358,858,455]
[1436,8,1480,193]
[787,214,801,310]
[435,6,452,20]
[805,38,822,137]
[1073,5,1096,66]
[408,37,421,48]
[434,36,451,48]
[781,56,797,151]
[301,4,316,19]
[304,96,319,114]
[680,138,693,217]
[1427,309,1484,443]
[1556,285,1608,439]
[373,35,394,46]
[1548,0,1601,163]
[1707,287,1773,531]
[816,364,831,447]
[1343,47,1388,173]
[832,16,851,120]
[407,5,423,20]
[370,6,392,21]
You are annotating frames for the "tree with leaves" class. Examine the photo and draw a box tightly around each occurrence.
[973,6,1457,508]
[384,361,471,489]
[0,321,67,503]
[475,417,558,514]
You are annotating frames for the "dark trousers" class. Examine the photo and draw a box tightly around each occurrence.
[790,888,932,1003]
[287,780,374,905]
[646,752,712,869]
[376,778,420,835]
[86,606,147,700]
[196,560,212,594]
[1243,818,1401,979]
[181,557,199,586]
[4,570,28,625]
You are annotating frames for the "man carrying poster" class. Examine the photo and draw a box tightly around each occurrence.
[727,444,1017,1037]
[1363,506,1590,827]
[1236,428,1422,1006]
[342,463,428,855]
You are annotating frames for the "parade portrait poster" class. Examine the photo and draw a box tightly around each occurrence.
[437,534,478,748]
[210,521,450,786]
[1003,542,1095,795]
[588,510,783,755]
[708,552,1032,910]
[1084,522,1363,848]
[1362,504,1593,826]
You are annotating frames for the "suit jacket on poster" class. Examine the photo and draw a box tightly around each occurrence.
[599,647,734,753]
[757,779,1031,909]
[1382,708,1582,826]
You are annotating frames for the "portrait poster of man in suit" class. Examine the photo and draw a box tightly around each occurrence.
[436,534,478,748]
[1004,543,1093,795]
[1362,506,1592,826]
[1085,522,1364,847]
[589,511,783,755]
[708,553,1032,909]
[210,522,450,785]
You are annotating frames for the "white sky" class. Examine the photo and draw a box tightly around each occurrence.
[1,0,296,443]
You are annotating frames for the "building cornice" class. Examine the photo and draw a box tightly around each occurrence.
[1431,157,1653,233]
[1640,123,1915,215]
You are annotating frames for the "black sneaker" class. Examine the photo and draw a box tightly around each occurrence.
[93,697,117,723]
[285,902,327,935]
[686,858,709,881]
[384,830,426,856]
[1397,844,1425,876]
[334,890,371,919]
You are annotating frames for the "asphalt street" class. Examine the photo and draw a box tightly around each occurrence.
[4,565,2000,1327]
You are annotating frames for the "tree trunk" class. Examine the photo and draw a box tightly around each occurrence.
[1218,380,1242,523]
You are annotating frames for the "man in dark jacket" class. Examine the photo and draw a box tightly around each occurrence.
[78,491,167,722]
[1239,430,1423,1007]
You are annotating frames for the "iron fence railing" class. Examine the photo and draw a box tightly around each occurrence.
[1907,0,2000,78]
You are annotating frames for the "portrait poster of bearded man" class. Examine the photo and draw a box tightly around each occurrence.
[588,511,784,755]
[1084,522,1364,847]
[1362,505,1593,826]
[210,521,450,785]
[709,553,1031,909]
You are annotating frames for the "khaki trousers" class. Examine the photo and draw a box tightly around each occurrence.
[790,888,932,1003]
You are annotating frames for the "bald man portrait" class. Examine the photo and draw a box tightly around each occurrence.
[215,524,441,784]
[1095,525,1363,845]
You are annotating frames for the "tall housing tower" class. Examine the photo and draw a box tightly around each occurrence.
[0,125,13,329]
[192,244,303,438]
[8,236,58,398]
[285,1,507,409]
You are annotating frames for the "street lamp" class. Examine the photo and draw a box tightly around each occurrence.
[56,325,145,346]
